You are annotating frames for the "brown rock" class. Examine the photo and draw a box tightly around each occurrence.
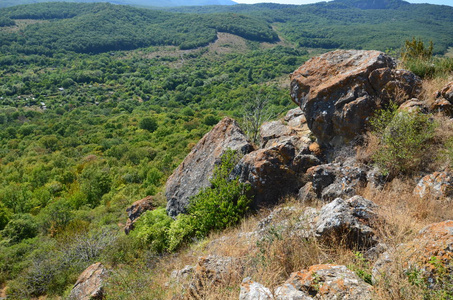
[68,262,107,300]
[231,140,319,207]
[276,264,372,300]
[290,50,421,147]
[166,117,254,217]
[124,196,154,234]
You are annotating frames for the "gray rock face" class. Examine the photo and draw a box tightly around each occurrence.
[315,196,378,249]
[68,262,107,300]
[276,264,372,300]
[240,277,274,300]
[166,117,254,217]
[307,162,368,201]
[290,50,421,146]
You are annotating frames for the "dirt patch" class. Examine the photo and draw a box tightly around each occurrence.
[0,283,7,299]
[0,19,49,33]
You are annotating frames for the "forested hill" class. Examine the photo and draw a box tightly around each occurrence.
[1,0,453,55]
[0,3,277,54]
[168,0,453,54]
[0,0,237,9]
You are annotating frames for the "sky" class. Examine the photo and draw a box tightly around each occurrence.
[234,0,453,6]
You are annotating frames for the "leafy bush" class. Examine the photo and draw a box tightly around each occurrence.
[401,37,433,62]
[131,207,173,253]
[139,117,158,132]
[370,103,436,176]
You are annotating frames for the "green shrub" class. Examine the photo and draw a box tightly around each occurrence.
[370,103,436,176]
[131,207,173,253]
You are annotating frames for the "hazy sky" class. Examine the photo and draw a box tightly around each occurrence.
[234,0,453,6]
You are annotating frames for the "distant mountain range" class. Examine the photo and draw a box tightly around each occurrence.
[0,0,237,9]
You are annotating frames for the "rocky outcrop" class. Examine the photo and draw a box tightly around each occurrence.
[414,171,453,200]
[431,82,453,115]
[290,50,421,147]
[231,139,320,207]
[275,264,373,300]
[124,196,154,234]
[373,220,453,290]
[166,117,254,217]
[68,262,107,300]
[303,162,368,202]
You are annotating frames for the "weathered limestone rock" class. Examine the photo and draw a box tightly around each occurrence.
[276,264,372,300]
[124,196,154,234]
[275,283,313,300]
[68,262,107,300]
[373,221,453,290]
[315,196,378,249]
[290,50,421,146]
[240,277,274,300]
[166,117,254,217]
[414,171,453,200]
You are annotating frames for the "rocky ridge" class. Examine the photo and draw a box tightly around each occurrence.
[102,50,453,299]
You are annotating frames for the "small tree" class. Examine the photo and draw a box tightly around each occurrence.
[242,96,276,145]
[401,37,433,62]
[139,117,158,132]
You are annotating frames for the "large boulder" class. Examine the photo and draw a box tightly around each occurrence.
[315,196,378,249]
[290,50,421,147]
[124,196,154,234]
[166,117,254,217]
[68,262,108,300]
[275,264,372,300]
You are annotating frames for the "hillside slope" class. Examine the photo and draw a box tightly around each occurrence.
[0,0,237,9]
